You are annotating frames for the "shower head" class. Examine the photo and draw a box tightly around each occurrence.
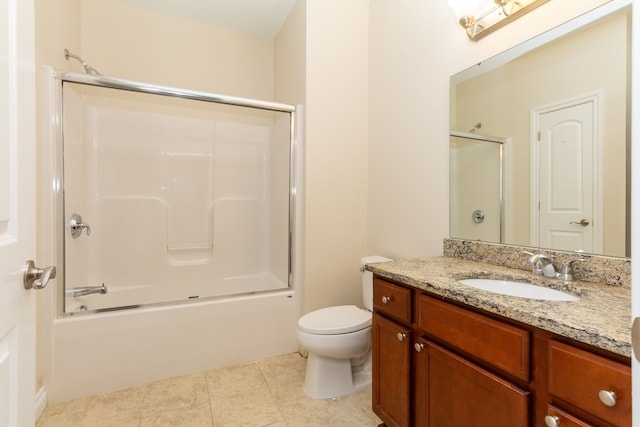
[64,49,102,76]
[468,123,482,133]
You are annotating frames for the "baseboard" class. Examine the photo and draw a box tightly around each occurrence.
[35,386,47,421]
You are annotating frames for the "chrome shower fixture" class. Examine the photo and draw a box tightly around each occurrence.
[64,49,102,76]
[468,123,482,133]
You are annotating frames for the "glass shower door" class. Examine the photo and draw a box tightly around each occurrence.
[450,134,504,244]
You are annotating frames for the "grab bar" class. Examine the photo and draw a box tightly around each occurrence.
[66,284,107,297]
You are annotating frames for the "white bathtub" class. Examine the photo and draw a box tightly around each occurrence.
[48,289,298,402]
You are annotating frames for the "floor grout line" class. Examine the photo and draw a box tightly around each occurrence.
[37,353,381,427]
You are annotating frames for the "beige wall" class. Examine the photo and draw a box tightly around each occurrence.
[80,0,274,99]
[301,0,370,313]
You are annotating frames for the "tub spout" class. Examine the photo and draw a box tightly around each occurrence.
[66,284,108,297]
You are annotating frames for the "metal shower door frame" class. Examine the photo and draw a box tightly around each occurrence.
[51,69,299,316]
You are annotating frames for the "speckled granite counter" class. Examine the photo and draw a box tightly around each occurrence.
[367,257,631,358]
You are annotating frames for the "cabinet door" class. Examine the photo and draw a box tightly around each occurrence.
[415,339,530,427]
[548,340,631,426]
[372,312,411,427]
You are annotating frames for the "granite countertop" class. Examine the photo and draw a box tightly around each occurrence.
[367,256,632,358]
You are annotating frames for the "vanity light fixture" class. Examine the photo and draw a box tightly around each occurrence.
[449,0,550,41]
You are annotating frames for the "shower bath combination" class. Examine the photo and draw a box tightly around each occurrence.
[48,54,300,401]
[56,56,297,314]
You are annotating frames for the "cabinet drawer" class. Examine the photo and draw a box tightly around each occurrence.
[373,278,411,324]
[545,405,595,427]
[548,340,631,426]
[417,294,530,382]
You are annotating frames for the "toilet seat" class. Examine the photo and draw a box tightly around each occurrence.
[298,305,371,335]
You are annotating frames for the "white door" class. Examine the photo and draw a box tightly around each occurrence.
[535,98,600,253]
[0,0,37,425]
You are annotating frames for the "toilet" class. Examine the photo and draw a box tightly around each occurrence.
[297,255,391,399]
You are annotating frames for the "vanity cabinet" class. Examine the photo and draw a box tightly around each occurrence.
[371,276,631,427]
[546,340,631,426]
[372,278,412,427]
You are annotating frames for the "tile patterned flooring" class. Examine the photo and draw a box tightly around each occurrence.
[36,353,382,426]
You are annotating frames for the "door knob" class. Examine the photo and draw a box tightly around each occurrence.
[569,218,590,226]
[23,260,57,290]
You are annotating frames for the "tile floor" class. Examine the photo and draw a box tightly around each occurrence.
[36,353,382,426]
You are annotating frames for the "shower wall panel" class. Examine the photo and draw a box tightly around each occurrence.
[450,137,502,243]
[62,84,291,313]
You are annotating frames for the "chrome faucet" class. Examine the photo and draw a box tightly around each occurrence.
[66,284,108,297]
[522,252,584,281]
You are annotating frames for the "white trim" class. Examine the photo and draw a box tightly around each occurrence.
[34,386,47,421]
[502,137,513,243]
[530,91,604,252]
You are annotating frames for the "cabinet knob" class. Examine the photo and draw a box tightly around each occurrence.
[396,332,406,342]
[414,342,424,352]
[598,390,617,407]
[544,415,560,427]
[381,296,393,304]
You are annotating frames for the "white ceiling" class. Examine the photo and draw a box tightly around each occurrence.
[118,0,297,39]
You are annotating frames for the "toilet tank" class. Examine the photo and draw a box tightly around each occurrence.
[361,256,392,311]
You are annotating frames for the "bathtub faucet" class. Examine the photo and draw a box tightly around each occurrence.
[66,284,108,297]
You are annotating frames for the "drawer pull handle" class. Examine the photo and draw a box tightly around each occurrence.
[381,296,393,304]
[598,390,617,407]
[414,342,424,352]
[544,415,560,427]
[396,332,406,342]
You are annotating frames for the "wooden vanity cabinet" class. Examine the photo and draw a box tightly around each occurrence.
[372,312,412,427]
[371,276,631,427]
[547,340,631,426]
[372,278,413,427]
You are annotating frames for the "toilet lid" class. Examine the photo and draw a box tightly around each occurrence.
[298,305,372,335]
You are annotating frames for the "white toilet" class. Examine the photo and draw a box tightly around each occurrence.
[297,255,391,399]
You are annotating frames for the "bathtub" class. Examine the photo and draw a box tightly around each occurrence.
[48,289,298,402]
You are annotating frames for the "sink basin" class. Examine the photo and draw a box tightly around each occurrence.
[457,279,579,301]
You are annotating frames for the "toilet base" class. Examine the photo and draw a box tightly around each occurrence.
[303,351,372,399]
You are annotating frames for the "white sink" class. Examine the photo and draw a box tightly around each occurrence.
[457,279,580,301]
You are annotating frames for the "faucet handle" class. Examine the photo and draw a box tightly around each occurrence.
[558,258,585,281]
[522,251,546,275]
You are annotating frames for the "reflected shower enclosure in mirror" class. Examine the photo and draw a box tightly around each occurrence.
[449,1,631,258]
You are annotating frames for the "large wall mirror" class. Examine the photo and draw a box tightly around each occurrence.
[450,0,631,258]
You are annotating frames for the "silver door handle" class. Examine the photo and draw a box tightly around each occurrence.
[569,219,590,226]
[23,260,57,290]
